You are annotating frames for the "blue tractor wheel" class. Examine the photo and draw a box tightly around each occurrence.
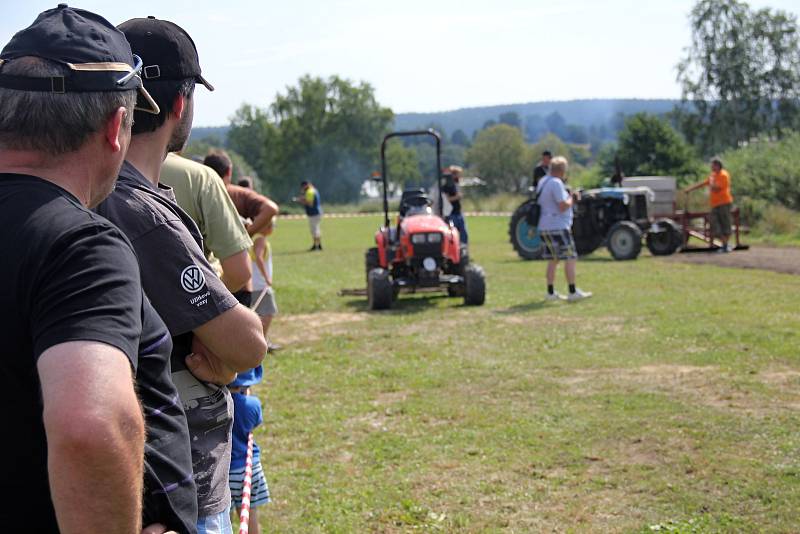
[509,200,544,260]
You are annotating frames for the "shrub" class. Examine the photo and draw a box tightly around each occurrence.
[722,133,800,210]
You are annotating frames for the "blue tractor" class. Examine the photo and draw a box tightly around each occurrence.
[509,186,683,260]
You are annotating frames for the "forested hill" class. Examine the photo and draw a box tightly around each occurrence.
[191,98,680,143]
[394,99,679,137]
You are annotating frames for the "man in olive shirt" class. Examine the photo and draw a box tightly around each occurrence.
[160,152,253,291]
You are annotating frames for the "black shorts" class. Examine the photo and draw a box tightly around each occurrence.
[232,289,252,307]
[540,229,578,260]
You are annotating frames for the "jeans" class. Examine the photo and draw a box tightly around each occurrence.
[447,213,468,244]
[196,506,233,534]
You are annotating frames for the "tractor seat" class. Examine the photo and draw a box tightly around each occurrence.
[399,188,432,217]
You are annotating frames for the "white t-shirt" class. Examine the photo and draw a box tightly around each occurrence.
[536,175,573,231]
[251,241,273,290]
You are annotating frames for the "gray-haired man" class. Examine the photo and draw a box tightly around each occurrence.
[537,156,592,302]
[0,5,196,532]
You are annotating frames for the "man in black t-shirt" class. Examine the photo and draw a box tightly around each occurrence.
[0,6,196,533]
[443,165,469,245]
[533,150,552,188]
[96,17,267,532]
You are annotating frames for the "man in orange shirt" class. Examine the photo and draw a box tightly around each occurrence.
[686,158,734,252]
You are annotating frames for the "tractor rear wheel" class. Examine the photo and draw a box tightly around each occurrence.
[509,201,544,260]
[463,264,486,306]
[646,219,683,256]
[607,221,642,260]
[365,247,379,286]
[368,268,393,310]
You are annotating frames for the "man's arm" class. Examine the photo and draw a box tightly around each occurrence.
[551,182,573,212]
[220,249,251,292]
[246,197,279,236]
[193,303,266,374]
[684,178,710,193]
[39,341,144,534]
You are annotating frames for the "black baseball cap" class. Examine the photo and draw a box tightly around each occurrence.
[118,16,214,92]
[0,4,159,114]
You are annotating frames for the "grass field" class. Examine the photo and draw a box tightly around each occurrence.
[249,215,800,533]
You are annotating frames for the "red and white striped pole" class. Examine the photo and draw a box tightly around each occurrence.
[238,432,255,534]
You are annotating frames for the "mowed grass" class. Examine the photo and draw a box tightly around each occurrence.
[252,215,800,533]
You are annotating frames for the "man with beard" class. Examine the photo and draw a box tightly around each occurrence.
[95,16,266,534]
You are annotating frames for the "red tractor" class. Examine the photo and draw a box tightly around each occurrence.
[365,130,486,310]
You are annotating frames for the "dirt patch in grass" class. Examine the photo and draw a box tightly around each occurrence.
[373,390,409,406]
[345,411,394,434]
[760,368,800,386]
[556,364,800,414]
[272,311,366,344]
[661,245,800,275]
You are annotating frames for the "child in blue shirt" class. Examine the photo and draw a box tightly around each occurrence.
[228,366,270,532]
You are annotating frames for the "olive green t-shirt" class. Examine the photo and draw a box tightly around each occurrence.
[160,153,252,265]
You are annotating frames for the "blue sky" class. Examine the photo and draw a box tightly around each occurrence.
[3,1,798,126]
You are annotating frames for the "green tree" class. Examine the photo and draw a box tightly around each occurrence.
[451,129,470,147]
[676,0,800,155]
[182,141,260,190]
[383,139,421,189]
[467,124,527,193]
[721,132,800,210]
[528,133,591,168]
[228,75,393,203]
[498,111,522,129]
[600,113,699,181]
[227,104,279,193]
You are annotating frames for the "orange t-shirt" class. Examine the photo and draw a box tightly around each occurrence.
[705,169,733,208]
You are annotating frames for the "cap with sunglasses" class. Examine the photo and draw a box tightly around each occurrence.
[118,16,214,92]
[0,4,159,114]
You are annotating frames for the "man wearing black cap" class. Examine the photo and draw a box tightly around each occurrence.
[95,15,266,534]
[0,5,195,533]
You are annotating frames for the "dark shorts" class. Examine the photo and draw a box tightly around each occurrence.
[232,289,252,307]
[711,203,732,237]
[540,229,578,260]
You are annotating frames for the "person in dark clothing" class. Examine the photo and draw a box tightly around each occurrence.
[95,16,266,533]
[533,150,552,188]
[442,165,469,245]
[0,5,190,532]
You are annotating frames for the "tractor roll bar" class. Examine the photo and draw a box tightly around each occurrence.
[380,129,443,228]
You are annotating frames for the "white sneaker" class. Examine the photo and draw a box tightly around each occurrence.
[567,288,593,302]
[545,292,566,302]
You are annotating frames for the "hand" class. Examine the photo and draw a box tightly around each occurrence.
[572,190,582,202]
[186,337,238,385]
[141,524,178,534]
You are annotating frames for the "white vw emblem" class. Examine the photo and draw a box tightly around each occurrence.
[180,265,205,293]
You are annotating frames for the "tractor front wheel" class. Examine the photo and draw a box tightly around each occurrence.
[607,221,642,260]
[463,264,486,306]
[368,268,393,310]
[365,247,379,286]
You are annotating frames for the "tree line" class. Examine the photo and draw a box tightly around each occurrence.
[197,0,799,209]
